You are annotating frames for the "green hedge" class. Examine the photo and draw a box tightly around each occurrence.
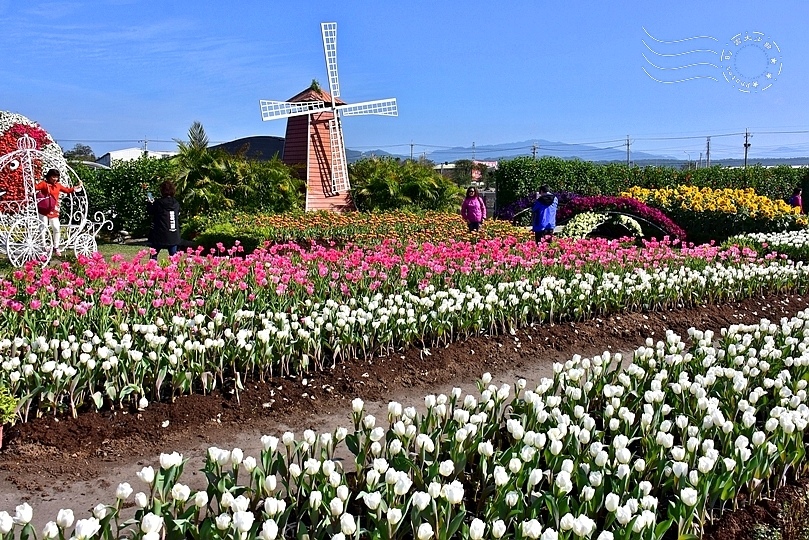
[494,156,809,210]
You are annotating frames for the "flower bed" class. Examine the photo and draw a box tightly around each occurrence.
[0,237,805,420]
[3,312,809,540]
[622,186,806,244]
[727,229,809,263]
[191,211,530,252]
[555,196,686,241]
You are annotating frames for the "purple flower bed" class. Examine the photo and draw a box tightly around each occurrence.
[496,191,579,221]
[558,195,687,240]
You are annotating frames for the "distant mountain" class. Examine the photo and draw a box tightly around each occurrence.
[425,139,666,163]
[346,148,406,163]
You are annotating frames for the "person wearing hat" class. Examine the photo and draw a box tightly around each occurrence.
[35,168,82,256]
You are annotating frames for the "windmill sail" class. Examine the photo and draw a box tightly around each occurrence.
[321,22,340,101]
[328,116,350,193]
[260,100,328,121]
[337,99,398,117]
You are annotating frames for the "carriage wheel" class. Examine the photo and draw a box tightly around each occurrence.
[6,216,53,267]
[73,233,98,258]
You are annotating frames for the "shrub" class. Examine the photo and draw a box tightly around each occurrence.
[76,157,176,236]
[349,158,463,212]
[0,386,17,425]
[494,156,809,210]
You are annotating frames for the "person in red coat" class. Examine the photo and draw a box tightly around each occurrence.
[35,168,81,256]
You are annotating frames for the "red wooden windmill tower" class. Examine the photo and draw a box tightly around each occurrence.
[260,22,398,212]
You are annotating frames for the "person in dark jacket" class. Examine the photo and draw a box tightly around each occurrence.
[146,180,181,259]
[789,187,803,213]
[531,185,558,243]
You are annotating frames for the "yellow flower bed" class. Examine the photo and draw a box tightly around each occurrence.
[622,186,803,222]
[227,210,531,245]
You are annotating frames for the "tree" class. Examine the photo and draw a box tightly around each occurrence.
[64,143,95,161]
[173,122,231,217]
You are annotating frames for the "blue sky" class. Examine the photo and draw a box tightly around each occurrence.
[2,0,808,160]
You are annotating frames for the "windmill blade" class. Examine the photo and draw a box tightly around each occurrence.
[336,98,398,117]
[328,116,350,193]
[321,22,340,101]
[260,100,328,121]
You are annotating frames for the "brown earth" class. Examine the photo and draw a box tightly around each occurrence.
[2,293,809,537]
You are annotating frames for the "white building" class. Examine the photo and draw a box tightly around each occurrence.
[95,148,177,168]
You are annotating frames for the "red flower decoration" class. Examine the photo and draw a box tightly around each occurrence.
[0,116,60,212]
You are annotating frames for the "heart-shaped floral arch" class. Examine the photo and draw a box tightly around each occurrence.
[0,111,66,207]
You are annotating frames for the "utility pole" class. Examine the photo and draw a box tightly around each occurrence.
[410,142,414,161]
[706,136,711,167]
[698,152,702,169]
[626,136,630,167]
[532,143,537,159]
[743,129,751,168]
[472,142,476,160]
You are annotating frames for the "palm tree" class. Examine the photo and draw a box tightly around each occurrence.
[173,122,231,217]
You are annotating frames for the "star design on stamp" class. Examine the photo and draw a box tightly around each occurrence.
[752,81,759,87]
[766,73,772,79]
[770,57,777,64]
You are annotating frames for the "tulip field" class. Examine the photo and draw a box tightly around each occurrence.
[0,236,807,421]
[3,310,809,540]
[3,227,809,539]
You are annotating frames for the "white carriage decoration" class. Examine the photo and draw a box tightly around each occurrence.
[0,134,111,266]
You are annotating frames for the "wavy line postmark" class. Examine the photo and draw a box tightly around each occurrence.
[641,27,783,93]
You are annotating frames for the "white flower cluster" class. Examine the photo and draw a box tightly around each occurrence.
[736,229,809,250]
[4,309,809,539]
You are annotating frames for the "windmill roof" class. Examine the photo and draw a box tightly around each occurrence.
[288,87,346,105]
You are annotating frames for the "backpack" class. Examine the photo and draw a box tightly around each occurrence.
[36,192,57,215]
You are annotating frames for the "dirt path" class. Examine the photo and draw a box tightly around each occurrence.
[1,293,808,530]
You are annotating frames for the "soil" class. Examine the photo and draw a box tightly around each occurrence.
[2,292,809,536]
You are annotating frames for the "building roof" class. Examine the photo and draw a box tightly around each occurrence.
[287,87,346,105]
[210,136,285,161]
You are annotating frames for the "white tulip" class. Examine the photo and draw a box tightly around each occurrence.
[387,508,403,525]
[681,487,698,507]
[194,491,209,508]
[159,451,183,469]
[0,512,12,535]
[340,513,357,535]
[135,492,149,508]
[116,482,133,500]
[140,513,164,534]
[56,508,74,528]
[259,519,279,540]
[215,514,231,531]
[469,518,485,540]
[137,466,155,485]
[417,523,434,540]
[171,483,191,502]
[233,511,254,533]
[363,491,382,510]
[74,518,101,540]
[42,521,59,539]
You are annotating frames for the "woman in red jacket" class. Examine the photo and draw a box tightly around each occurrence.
[35,168,82,256]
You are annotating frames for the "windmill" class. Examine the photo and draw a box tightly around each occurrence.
[260,22,398,212]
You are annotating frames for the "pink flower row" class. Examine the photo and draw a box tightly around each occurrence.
[0,236,768,322]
